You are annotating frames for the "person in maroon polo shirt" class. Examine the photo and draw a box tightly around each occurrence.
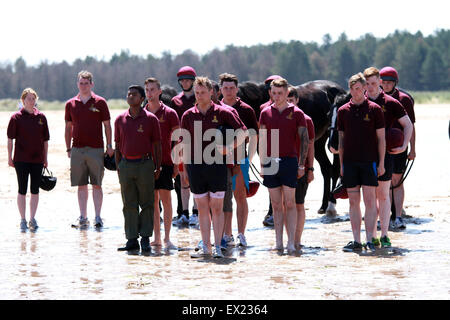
[287,86,315,250]
[259,78,309,254]
[65,70,114,229]
[219,73,259,248]
[180,76,246,258]
[171,66,198,227]
[144,77,180,249]
[115,85,162,252]
[364,67,412,247]
[7,88,49,231]
[261,75,282,227]
[380,66,416,228]
[337,73,385,252]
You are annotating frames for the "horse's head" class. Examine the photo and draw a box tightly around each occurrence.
[160,84,177,106]
[238,81,267,119]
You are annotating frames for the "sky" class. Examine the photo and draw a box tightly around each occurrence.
[1,0,448,66]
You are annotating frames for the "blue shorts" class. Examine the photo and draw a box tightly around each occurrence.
[262,157,298,189]
[232,157,250,191]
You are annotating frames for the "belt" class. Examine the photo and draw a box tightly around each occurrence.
[124,154,152,162]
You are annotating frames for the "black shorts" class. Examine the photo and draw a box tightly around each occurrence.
[342,161,378,188]
[392,150,408,174]
[14,162,44,195]
[295,175,309,204]
[263,157,298,189]
[186,163,228,195]
[154,165,174,190]
[378,153,394,181]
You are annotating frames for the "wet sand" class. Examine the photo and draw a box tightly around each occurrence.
[0,104,449,300]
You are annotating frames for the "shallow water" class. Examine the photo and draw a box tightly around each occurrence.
[0,105,449,300]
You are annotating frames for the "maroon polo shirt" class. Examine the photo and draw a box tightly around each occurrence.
[259,103,307,158]
[170,92,196,120]
[146,102,180,165]
[368,90,406,130]
[65,92,111,148]
[337,98,385,163]
[390,88,415,129]
[222,98,259,133]
[7,107,50,163]
[114,108,161,158]
[180,102,246,164]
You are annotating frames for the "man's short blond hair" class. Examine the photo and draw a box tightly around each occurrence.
[78,70,93,83]
[194,76,213,91]
[348,73,366,89]
[20,88,39,102]
[144,77,161,89]
[363,67,380,80]
[270,78,289,89]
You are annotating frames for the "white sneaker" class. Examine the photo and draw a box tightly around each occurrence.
[223,234,235,246]
[213,245,224,258]
[173,215,189,226]
[394,217,406,229]
[237,233,247,247]
[189,214,199,226]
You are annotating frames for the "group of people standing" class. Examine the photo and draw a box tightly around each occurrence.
[6,64,415,257]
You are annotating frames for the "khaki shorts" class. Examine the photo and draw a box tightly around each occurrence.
[70,147,104,186]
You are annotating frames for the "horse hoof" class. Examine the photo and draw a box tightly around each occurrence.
[325,202,338,217]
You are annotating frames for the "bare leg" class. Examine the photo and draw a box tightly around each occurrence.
[376,181,391,238]
[152,191,162,246]
[269,187,284,250]
[233,169,248,235]
[17,194,26,220]
[92,185,103,217]
[295,204,306,248]
[78,185,88,219]
[362,185,378,243]
[392,173,405,219]
[282,186,297,252]
[29,193,39,220]
[347,186,362,243]
[210,197,225,247]
[159,190,173,245]
[195,196,212,250]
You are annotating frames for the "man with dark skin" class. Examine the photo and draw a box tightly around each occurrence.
[115,85,162,252]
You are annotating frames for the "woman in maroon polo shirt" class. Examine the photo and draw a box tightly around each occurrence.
[7,88,50,231]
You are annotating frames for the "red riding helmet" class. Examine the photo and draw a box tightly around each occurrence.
[264,75,282,84]
[177,66,197,80]
[380,66,399,82]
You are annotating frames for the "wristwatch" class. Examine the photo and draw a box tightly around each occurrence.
[307,167,314,172]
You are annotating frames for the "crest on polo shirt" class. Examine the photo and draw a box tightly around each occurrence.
[38,119,44,125]
[363,114,370,121]
[137,124,144,133]
[89,104,100,112]
[381,105,387,112]
[159,115,165,123]
[286,112,293,120]
[212,115,218,123]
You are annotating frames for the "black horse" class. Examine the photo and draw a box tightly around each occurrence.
[238,80,348,215]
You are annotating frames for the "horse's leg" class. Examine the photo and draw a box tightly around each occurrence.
[325,153,340,217]
[314,135,331,214]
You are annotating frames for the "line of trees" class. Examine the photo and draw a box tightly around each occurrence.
[0,29,448,101]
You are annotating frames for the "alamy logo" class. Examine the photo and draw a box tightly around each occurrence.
[170,121,281,175]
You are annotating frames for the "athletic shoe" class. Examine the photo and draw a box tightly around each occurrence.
[20,219,28,231]
[195,240,204,251]
[117,238,140,251]
[343,241,363,252]
[28,218,38,231]
[189,214,199,226]
[237,233,247,247]
[372,237,380,247]
[172,215,189,226]
[380,236,392,248]
[73,216,89,228]
[263,214,274,227]
[393,217,406,229]
[213,245,224,258]
[94,216,103,228]
[223,234,235,246]
[198,243,211,256]
[365,241,376,252]
[220,237,228,250]
[140,237,151,252]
